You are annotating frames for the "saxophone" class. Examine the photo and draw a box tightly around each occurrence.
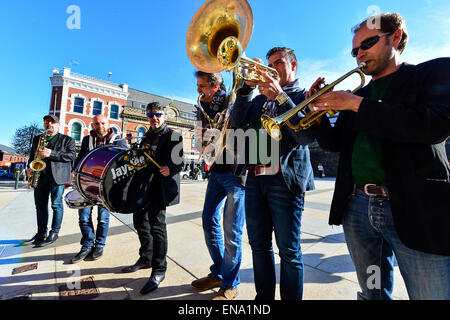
[28,131,48,188]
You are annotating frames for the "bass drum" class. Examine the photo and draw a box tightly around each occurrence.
[74,145,155,214]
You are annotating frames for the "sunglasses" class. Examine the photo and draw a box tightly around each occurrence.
[351,32,393,58]
[146,112,164,118]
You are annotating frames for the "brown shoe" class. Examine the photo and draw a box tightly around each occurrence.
[191,273,222,290]
[212,287,238,300]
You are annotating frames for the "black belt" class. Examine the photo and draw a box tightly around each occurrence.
[354,184,389,198]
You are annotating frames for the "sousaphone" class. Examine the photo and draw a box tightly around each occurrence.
[187,0,278,166]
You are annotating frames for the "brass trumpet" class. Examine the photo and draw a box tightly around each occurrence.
[261,63,366,140]
[216,36,280,82]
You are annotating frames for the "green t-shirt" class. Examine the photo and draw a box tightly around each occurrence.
[351,73,395,185]
[45,135,56,143]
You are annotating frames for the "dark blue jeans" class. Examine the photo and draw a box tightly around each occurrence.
[202,170,246,290]
[78,206,110,250]
[34,174,65,236]
[344,190,450,300]
[245,172,305,300]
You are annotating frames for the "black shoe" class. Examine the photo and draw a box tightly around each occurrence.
[22,234,46,246]
[140,273,165,295]
[70,248,93,264]
[90,246,104,260]
[122,260,152,273]
[35,232,58,247]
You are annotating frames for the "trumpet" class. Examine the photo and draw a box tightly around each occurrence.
[261,63,366,140]
[216,36,280,82]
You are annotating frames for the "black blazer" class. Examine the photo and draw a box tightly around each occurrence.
[28,133,76,185]
[140,124,184,208]
[314,58,450,256]
[230,83,316,195]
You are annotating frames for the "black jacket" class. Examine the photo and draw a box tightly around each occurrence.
[314,58,450,256]
[28,132,76,185]
[231,82,316,195]
[140,123,184,207]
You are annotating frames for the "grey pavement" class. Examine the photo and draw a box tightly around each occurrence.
[0,177,409,301]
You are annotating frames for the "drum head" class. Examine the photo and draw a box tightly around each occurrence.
[65,189,94,209]
[102,151,155,214]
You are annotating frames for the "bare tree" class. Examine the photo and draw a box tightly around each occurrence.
[11,123,44,156]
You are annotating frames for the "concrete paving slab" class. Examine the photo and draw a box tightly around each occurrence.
[0,178,416,301]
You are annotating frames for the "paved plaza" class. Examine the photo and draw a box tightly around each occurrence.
[0,178,408,301]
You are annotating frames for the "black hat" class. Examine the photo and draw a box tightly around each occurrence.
[43,114,59,123]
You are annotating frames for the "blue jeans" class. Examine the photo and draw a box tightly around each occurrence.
[34,174,65,236]
[78,206,110,250]
[343,190,450,300]
[245,173,305,300]
[202,170,245,290]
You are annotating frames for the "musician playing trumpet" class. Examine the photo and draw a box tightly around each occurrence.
[230,47,315,300]
[310,13,450,300]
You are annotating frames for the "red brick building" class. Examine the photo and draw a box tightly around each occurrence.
[0,144,28,169]
[49,68,199,164]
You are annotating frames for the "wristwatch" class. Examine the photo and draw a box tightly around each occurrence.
[275,92,288,106]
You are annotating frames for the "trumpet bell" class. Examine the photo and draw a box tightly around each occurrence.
[186,0,253,73]
[260,114,282,141]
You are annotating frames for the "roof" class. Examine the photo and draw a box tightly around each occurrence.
[127,88,195,114]
[0,144,19,155]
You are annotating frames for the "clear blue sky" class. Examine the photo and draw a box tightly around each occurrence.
[0,0,449,147]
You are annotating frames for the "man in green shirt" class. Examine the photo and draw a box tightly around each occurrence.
[24,114,76,247]
[312,13,450,300]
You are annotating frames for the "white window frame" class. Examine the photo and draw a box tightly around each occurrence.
[69,93,88,114]
[67,118,88,142]
[107,101,122,120]
[89,98,106,116]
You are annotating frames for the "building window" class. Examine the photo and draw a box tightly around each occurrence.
[110,104,119,119]
[74,98,84,113]
[71,123,82,141]
[93,101,102,116]
[112,127,118,134]
[191,135,196,149]
[140,104,146,109]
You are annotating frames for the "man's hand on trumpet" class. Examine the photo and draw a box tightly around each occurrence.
[307,77,363,113]
[256,69,283,101]
[245,57,283,101]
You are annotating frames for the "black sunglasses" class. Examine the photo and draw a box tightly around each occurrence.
[146,112,164,118]
[351,32,393,57]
